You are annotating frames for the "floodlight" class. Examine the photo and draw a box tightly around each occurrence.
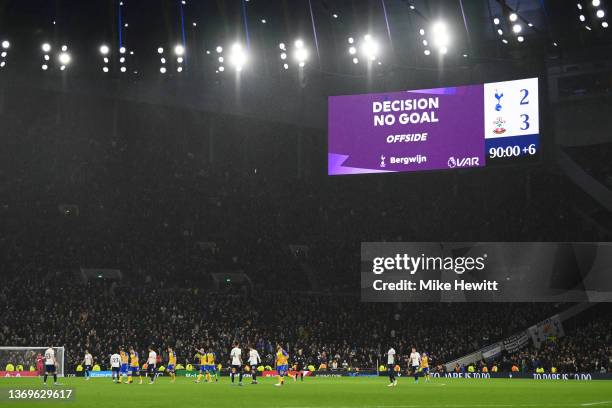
[431,21,450,51]
[294,47,308,63]
[360,35,379,61]
[229,43,247,70]
[58,52,71,65]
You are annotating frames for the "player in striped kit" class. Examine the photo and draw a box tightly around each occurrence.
[128,346,142,384]
[166,347,177,383]
[119,347,129,383]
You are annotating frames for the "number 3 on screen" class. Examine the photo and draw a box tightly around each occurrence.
[520,114,530,130]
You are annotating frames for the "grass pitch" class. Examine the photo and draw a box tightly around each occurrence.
[1,376,611,408]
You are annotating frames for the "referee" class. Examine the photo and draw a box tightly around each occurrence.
[294,349,306,381]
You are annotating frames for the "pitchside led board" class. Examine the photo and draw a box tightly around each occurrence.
[328,77,540,175]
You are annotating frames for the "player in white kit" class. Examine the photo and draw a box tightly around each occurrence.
[409,347,421,383]
[230,341,243,386]
[110,351,121,383]
[43,347,58,386]
[146,346,157,384]
[386,346,397,387]
[247,345,261,385]
[82,350,93,380]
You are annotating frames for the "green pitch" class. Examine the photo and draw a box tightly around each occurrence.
[1,376,611,408]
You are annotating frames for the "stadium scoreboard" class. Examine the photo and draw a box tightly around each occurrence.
[328,77,540,175]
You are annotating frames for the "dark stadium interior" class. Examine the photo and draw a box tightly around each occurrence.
[0,0,611,384]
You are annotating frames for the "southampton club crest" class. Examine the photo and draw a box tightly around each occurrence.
[493,117,506,135]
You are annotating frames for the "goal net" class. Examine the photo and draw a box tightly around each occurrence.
[0,347,65,377]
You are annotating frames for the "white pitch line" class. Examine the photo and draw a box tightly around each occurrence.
[287,403,599,408]
[286,405,544,408]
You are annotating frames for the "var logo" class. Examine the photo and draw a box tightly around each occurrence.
[447,156,479,169]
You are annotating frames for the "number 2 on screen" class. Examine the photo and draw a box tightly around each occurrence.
[520,89,529,105]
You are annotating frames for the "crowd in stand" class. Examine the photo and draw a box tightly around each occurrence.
[0,276,575,373]
[502,305,612,373]
[0,81,611,376]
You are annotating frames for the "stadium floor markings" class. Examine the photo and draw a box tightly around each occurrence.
[581,403,612,407]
